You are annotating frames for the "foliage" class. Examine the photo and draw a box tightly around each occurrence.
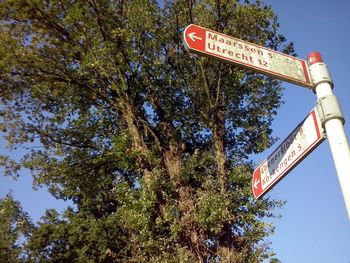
[0,193,34,263]
[0,0,292,262]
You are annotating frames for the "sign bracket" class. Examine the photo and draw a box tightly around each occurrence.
[316,95,344,127]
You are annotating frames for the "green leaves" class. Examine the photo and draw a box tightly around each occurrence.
[197,188,232,234]
[0,0,293,261]
[0,193,34,262]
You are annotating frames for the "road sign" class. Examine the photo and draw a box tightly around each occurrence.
[252,108,325,199]
[183,24,312,88]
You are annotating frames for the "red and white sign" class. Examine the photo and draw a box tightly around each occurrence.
[252,108,325,199]
[184,24,313,88]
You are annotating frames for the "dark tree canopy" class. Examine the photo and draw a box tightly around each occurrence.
[0,0,293,262]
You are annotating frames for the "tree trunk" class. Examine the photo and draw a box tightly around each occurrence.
[213,127,227,192]
[117,96,154,183]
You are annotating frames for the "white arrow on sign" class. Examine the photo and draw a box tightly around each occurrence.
[188,32,202,42]
[254,179,260,189]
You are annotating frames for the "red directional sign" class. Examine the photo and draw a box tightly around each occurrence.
[252,108,325,199]
[183,24,312,88]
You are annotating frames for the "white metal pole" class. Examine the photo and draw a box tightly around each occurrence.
[307,52,350,220]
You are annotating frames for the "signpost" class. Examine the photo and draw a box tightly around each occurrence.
[252,108,325,199]
[183,24,312,88]
[183,24,350,219]
[307,52,350,219]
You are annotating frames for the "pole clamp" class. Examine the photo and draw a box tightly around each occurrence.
[316,95,345,128]
[308,62,333,89]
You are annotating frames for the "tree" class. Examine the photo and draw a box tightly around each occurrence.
[0,193,34,263]
[0,0,293,262]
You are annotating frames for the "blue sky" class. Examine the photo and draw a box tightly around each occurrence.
[257,0,350,262]
[1,1,350,262]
